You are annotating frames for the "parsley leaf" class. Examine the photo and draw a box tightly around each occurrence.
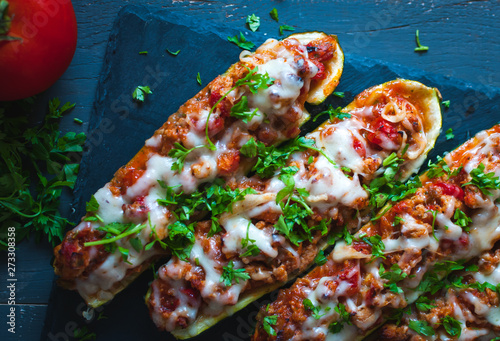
[166,48,180,56]
[132,85,152,102]
[164,221,196,261]
[379,263,407,294]
[314,249,328,266]
[442,316,461,337]
[446,128,454,140]
[227,32,255,50]
[329,303,351,333]
[220,260,250,286]
[357,234,386,260]
[415,296,435,312]
[139,51,148,55]
[303,298,331,319]
[409,319,435,336]
[463,163,500,195]
[86,195,99,213]
[246,14,260,32]
[263,315,278,336]
[414,30,429,52]
[453,209,471,231]
[168,143,206,172]
[328,225,353,245]
[333,91,345,98]
[442,100,450,108]
[196,72,202,86]
[269,8,279,22]
[279,24,295,35]
[240,137,258,158]
[230,96,259,123]
[313,105,351,122]
[241,222,260,257]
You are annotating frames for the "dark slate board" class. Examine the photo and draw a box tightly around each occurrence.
[41,5,500,341]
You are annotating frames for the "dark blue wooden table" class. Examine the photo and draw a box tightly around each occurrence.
[0,0,499,340]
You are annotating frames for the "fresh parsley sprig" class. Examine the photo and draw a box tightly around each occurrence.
[0,98,85,248]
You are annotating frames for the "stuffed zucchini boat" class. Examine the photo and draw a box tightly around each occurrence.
[146,79,442,339]
[53,32,344,308]
[378,241,500,340]
[253,124,500,341]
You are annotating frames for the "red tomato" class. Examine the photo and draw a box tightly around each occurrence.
[0,0,77,101]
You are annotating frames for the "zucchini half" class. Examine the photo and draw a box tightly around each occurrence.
[147,79,442,339]
[253,125,500,341]
[53,32,345,308]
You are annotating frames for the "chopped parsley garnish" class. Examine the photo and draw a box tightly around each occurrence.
[426,155,461,179]
[415,296,435,312]
[241,222,260,257]
[168,143,206,172]
[329,225,353,246]
[314,250,328,266]
[86,195,99,213]
[157,179,256,242]
[166,48,180,56]
[441,316,461,337]
[370,204,393,222]
[132,85,152,102]
[303,298,331,319]
[263,315,278,336]
[463,163,500,196]
[427,209,439,241]
[329,303,351,333]
[416,260,468,294]
[164,221,195,261]
[0,98,85,248]
[409,319,435,336]
[386,307,411,325]
[393,216,405,226]
[139,51,148,55]
[273,173,329,246]
[379,263,407,294]
[145,212,167,251]
[246,14,260,32]
[453,209,471,231]
[313,105,351,122]
[73,118,83,124]
[279,24,295,35]
[220,260,250,286]
[205,66,273,150]
[442,100,450,108]
[269,8,279,22]
[227,32,255,50]
[240,137,258,158]
[414,30,429,52]
[74,326,96,341]
[229,96,260,123]
[364,152,417,209]
[357,234,386,260]
[196,72,202,86]
[333,91,345,98]
[446,128,454,140]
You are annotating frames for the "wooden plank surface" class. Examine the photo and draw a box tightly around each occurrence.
[0,0,499,340]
